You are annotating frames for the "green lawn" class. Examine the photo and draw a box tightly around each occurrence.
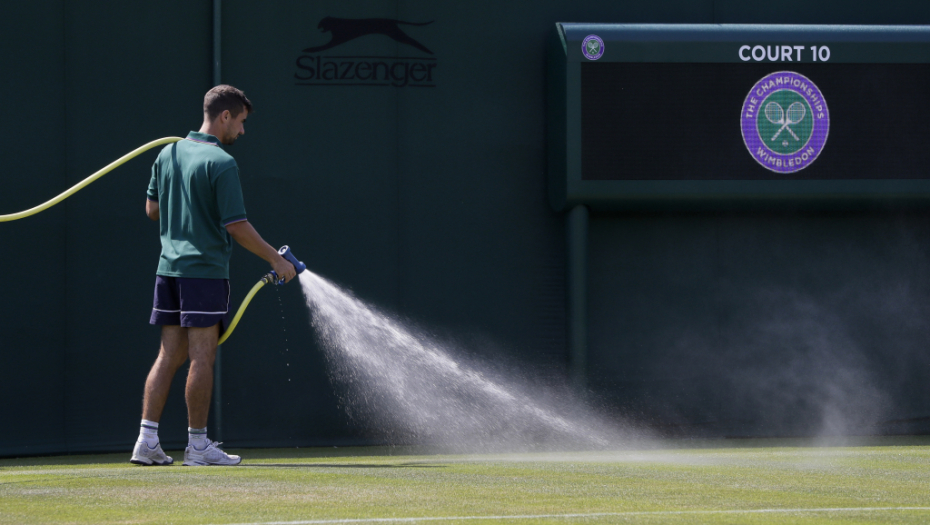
[3,437,930,524]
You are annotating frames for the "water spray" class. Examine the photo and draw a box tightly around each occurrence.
[299,270,629,450]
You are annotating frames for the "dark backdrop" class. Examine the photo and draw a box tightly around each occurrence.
[2,0,930,456]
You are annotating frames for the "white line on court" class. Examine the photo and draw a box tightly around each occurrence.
[218,507,930,525]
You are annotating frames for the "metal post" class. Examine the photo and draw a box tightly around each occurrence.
[212,0,221,86]
[567,205,589,392]
[211,0,223,442]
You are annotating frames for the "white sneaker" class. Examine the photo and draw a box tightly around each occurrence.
[130,440,174,466]
[183,440,241,466]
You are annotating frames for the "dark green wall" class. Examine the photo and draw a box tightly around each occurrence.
[0,0,67,455]
[588,212,930,436]
[0,0,211,455]
[2,0,930,456]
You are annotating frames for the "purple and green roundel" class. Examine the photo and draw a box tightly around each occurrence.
[741,71,829,174]
[582,35,604,60]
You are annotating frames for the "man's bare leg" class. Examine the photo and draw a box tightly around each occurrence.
[182,324,240,465]
[142,326,190,422]
[132,326,188,465]
[185,324,219,429]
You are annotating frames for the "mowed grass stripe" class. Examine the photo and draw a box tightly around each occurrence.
[2,440,930,524]
[218,507,930,525]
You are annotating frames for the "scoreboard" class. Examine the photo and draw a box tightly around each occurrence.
[547,24,930,211]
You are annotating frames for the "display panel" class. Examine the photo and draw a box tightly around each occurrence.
[582,63,930,181]
[548,24,930,211]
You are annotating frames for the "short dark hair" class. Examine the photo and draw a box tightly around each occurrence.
[203,85,253,121]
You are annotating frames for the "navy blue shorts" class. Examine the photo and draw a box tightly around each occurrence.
[150,276,230,333]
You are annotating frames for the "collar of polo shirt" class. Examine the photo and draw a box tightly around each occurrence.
[185,131,221,147]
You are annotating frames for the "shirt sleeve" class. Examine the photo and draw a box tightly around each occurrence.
[215,165,248,226]
[147,161,159,201]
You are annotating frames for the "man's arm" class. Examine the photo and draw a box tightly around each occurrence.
[146,199,159,221]
[225,220,297,283]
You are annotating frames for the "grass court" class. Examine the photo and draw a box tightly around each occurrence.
[2,437,930,524]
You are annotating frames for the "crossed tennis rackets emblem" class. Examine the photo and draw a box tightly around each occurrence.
[764,101,806,142]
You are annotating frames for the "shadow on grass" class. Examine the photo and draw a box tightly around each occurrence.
[241,463,445,469]
[0,446,436,468]
[6,437,930,468]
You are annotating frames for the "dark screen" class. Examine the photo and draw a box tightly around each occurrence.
[581,62,930,180]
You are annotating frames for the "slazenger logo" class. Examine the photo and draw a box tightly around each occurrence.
[294,17,436,87]
[741,71,829,173]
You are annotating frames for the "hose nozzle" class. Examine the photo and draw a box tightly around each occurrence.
[279,245,306,274]
[266,245,307,285]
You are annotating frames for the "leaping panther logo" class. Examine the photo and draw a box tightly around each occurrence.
[303,17,434,55]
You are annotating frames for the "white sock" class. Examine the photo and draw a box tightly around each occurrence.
[188,427,208,450]
[139,419,159,447]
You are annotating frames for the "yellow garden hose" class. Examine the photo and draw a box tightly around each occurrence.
[219,246,306,345]
[0,136,183,222]
[0,136,307,346]
[218,273,274,346]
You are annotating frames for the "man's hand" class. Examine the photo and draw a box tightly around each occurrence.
[226,220,297,283]
[272,257,297,284]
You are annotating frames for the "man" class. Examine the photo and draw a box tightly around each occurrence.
[130,85,296,466]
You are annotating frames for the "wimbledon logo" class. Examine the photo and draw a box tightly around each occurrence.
[582,35,604,60]
[740,71,829,174]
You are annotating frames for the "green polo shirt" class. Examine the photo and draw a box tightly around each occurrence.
[147,132,247,279]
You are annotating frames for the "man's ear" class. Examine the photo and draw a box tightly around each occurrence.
[221,109,231,123]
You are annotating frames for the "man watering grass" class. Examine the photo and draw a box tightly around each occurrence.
[131,85,297,466]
